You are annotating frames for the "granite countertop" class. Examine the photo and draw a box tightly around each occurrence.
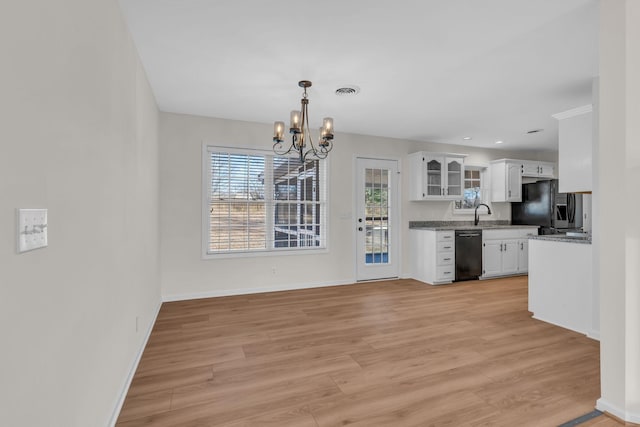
[409,221,539,231]
[529,235,592,244]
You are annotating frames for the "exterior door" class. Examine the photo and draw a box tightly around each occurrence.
[356,158,399,281]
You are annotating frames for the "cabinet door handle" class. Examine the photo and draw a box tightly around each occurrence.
[508,190,511,198]
[443,246,451,249]
[500,243,503,251]
[521,242,524,250]
[443,257,451,261]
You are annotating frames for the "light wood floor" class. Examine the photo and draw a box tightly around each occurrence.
[117,276,623,427]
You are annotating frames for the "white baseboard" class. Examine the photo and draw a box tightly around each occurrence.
[587,329,600,341]
[162,279,356,302]
[596,398,640,424]
[108,300,162,427]
[531,314,588,337]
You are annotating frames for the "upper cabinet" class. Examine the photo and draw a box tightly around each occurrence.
[490,160,522,202]
[552,105,593,193]
[408,152,465,201]
[521,161,556,178]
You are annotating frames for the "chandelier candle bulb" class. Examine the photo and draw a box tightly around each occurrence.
[273,121,285,142]
[322,117,334,138]
[290,110,301,133]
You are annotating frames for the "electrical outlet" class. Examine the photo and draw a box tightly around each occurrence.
[17,209,48,253]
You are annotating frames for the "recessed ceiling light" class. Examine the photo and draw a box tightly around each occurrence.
[335,85,360,96]
[495,140,504,144]
[463,136,472,140]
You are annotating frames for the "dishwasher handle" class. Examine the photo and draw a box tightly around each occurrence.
[457,233,481,237]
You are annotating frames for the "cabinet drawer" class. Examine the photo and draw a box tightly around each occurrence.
[437,241,454,252]
[436,266,455,281]
[437,231,455,242]
[483,228,534,240]
[437,252,454,266]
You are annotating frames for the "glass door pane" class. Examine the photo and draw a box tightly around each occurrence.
[447,159,462,196]
[426,159,442,196]
[364,167,390,264]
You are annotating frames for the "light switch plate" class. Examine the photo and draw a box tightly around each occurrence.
[17,209,48,253]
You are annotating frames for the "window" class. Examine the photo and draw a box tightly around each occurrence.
[454,166,487,212]
[205,147,326,255]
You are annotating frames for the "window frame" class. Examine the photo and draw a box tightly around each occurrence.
[201,144,329,259]
[452,164,490,215]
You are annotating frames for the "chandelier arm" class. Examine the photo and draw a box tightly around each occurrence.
[304,147,328,160]
[273,140,295,156]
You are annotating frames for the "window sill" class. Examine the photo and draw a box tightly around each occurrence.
[202,247,329,260]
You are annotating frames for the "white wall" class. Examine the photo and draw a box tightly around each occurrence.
[159,112,556,299]
[0,1,160,426]
[597,0,640,422]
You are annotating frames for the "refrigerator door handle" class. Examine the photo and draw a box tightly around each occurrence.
[568,194,575,223]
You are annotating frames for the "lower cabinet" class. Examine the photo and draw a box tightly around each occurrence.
[410,229,455,285]
[482,229,535,278]
[410,227,537,283]
[518,239,528,272]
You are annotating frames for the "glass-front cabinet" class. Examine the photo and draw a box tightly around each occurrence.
[425,158,442,196]
[409,152,466,201]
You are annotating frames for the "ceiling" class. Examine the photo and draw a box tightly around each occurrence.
[118,0,598,152]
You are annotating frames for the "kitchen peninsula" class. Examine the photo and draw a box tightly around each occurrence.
[528,235,598,339]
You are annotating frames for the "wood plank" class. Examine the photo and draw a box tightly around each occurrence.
[116,276,621,426]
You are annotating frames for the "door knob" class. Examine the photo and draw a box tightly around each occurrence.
[358,218,363,223]
[358,227,363,231]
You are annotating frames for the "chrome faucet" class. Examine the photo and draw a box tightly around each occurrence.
[474,203,492,226]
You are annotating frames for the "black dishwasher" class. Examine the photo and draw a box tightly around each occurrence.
[455,230,482,281]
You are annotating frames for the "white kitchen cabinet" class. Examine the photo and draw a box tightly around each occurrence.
[490,160,522,202]
[408,152,465,201]
[482,240,503,277]
[409,229,455,285]
[552,105,593,193]
[481,228,535,278]
[521,161,556,178]
[518,239,529,272]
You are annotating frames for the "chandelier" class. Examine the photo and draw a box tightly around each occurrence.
[272,80,334,162]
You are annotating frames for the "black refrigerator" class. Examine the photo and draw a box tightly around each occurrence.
[511,179,582,234]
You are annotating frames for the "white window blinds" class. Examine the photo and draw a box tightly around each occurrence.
[206,148,326,255]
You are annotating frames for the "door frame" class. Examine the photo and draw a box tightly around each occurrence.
[353,155,402,282]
